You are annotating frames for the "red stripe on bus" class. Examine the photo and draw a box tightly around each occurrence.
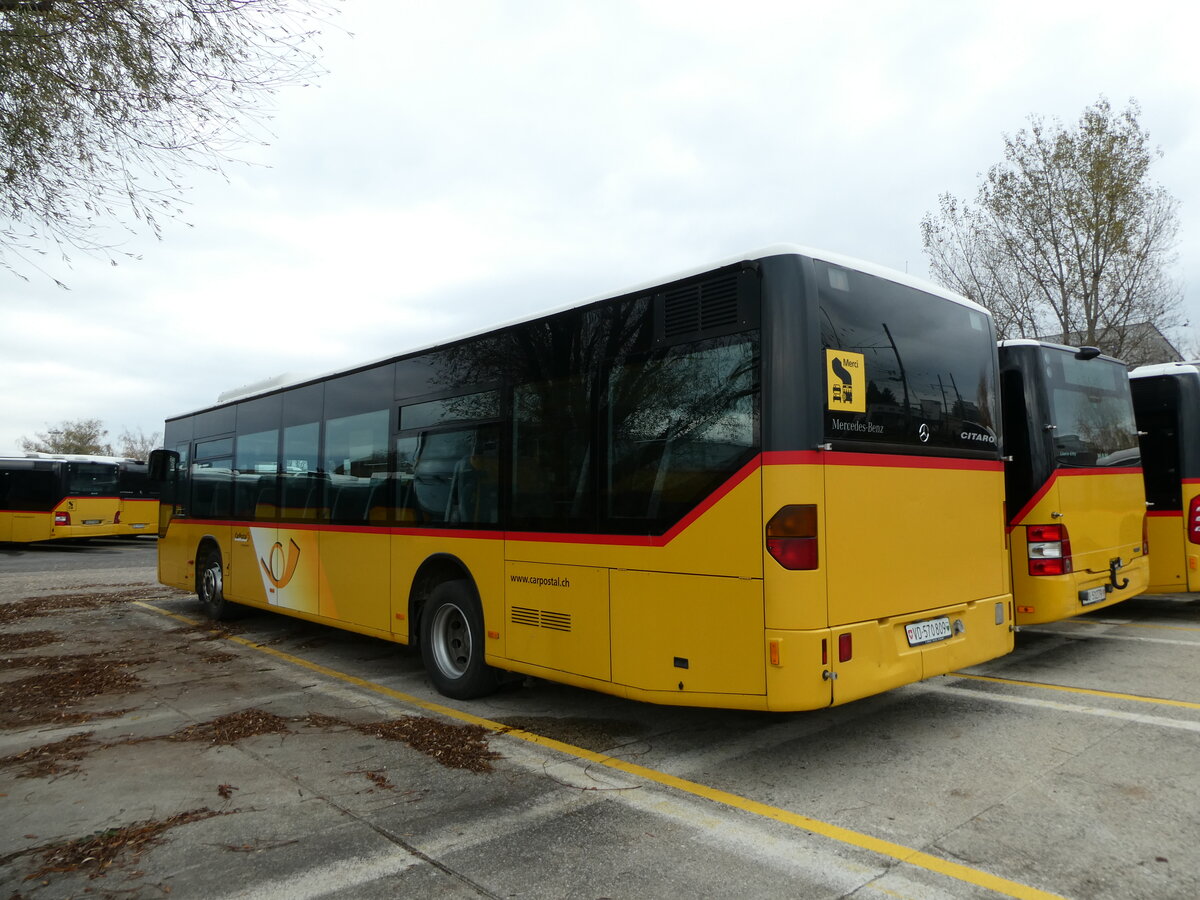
[763,450,1003,472]
[1147,510,1182,518]
[1006,467,1145,528]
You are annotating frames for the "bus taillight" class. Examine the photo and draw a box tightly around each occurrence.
[1027,523,1072,576]
[54,511,70,526]
[1188,496,1200,544]
[1142,513,1149,553]
[766,505,818,570]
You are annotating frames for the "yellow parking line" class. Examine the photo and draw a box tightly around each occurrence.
[135,601,1064,900]
[952,672,1200,710]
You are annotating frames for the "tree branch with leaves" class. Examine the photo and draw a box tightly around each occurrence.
[0,0,333,284]
[921,98,1182,366]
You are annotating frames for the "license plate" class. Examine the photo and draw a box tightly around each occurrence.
[905,616,953,646]
[1080,586,1107,606]
[83,519,102,525]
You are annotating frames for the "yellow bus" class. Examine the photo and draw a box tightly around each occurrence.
[114,460,160,537]
[0,454,127,542]
[1129,362,1200,592]
[150,246,1014,710]
[998,341,1148,625]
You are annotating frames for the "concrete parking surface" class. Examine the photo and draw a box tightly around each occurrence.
[1,538,1198,899]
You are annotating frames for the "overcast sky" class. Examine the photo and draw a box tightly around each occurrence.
[2,0,1197,456]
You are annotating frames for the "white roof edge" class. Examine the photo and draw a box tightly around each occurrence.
[998,338,1127,363]
[177,244,983,418]
[1130,361,1200,378]
[4,453,141,463]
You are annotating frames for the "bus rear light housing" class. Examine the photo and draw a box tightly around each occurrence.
[1188,496,1200,544]
[766,504,818,570]
[1027,523,1072,576]
[54,511,70,526]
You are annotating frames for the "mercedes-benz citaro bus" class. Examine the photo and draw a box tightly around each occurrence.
[0,454,127,542]
[149,246,1015,710]
[1129,361,1200,592]
[998,341,1148,624]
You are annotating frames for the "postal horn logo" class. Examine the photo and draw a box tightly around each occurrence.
[260,539,301,589]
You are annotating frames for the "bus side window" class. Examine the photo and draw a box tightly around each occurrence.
[191,462,232,519]
[408,426,498,525]
[511,377,593,526]
[607,337,758,527]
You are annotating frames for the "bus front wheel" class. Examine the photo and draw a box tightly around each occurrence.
[420,580,501,700]
[197,547,240,621]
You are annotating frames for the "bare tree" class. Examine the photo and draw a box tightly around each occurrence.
[921,98,1183,365]
[114,425,161,460]
[0,0,332,283]
[19,417,113,454]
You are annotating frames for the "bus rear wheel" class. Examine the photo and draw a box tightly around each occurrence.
[196,547,241,621]
[420,580,501,700]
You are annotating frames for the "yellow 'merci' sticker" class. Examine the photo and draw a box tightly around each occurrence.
[826,350,866,413]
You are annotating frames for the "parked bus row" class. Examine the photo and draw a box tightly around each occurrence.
[146,245,1162,711]
[0,454,157,543]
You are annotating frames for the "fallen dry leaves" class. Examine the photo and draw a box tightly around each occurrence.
[25,808,223,880]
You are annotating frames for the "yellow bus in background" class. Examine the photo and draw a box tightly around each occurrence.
[997,342,1147,625]
[151,246,1014,711]
[114,460,159,537]
[0,454,128,542]
[1130,362,1200,592]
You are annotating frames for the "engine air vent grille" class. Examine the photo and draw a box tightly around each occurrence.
[510,606,573,632]
[655,265,759,346]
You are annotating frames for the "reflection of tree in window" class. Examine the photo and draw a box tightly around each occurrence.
[608,337,759,524]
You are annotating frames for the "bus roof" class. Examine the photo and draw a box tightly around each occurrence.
[998,338,1127,366]
[1130,361,1200,379]
[188,244,985,416]
[17,452,141,464]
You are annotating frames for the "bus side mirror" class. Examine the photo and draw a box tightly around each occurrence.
[148,448,179,482]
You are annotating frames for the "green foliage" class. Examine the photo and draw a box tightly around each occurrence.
[921,98,1182,366]
[0,0,329,283]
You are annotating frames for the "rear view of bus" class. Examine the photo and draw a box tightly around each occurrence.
[761,253,1014,708]
[999,342,1147,624]
[0,455,123,542]
[1129,363,1200,592]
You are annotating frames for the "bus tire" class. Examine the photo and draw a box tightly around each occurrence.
[196,547,241,621]
[420,579,501,700]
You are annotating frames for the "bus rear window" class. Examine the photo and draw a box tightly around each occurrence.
[1045,354,1139,467]
[817,262,999,455]
[66,463,118,495]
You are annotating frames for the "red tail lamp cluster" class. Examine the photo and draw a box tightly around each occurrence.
[766,504,818,570]
[1027,523,1072,576]
[1187,497,1200,545]
[54,511,70,526]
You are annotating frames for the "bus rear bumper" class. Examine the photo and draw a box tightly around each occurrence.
[1013,555,1149,625]
[765,594,1015,710]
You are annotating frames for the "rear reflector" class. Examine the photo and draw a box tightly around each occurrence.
[766,505,818,570]
[837,633,852,662]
